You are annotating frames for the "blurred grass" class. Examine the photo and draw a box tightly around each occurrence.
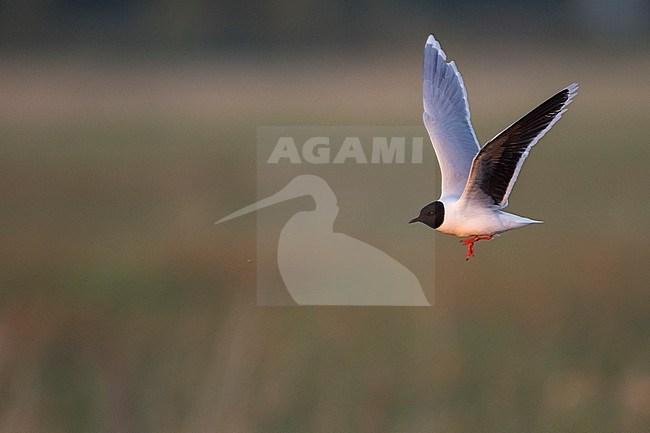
[0,45,649,433]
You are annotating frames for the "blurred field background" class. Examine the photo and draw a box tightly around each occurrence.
[1,1,649,432]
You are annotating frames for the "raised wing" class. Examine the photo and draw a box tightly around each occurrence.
[461,83,578,208]
[423,34,480,200]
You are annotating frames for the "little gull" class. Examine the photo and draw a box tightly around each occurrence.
[409,34,578,260]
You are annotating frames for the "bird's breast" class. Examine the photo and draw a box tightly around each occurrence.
[436,201,505,237]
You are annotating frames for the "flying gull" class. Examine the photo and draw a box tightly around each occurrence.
[410,34,578,260]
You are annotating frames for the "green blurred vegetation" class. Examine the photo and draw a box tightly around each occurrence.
[2,0,649,52]
[1,1,649,432]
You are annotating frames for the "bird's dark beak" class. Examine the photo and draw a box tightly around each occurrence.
[409,217,419,224]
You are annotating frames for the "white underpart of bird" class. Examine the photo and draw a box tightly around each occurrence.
[410,34,578,260]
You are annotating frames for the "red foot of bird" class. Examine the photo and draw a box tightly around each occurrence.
[460,235,493,261]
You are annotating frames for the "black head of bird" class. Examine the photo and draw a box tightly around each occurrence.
[409,201,445,229]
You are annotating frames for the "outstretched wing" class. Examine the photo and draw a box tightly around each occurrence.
[461,83,578,208]
[422,34,480,200]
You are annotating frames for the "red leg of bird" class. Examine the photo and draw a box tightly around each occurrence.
[465,240,475,260]
[460,235,493,261]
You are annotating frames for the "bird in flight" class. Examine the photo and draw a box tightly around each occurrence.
[410,34,578,260]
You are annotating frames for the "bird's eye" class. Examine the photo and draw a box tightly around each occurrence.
[428,211,434,216]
